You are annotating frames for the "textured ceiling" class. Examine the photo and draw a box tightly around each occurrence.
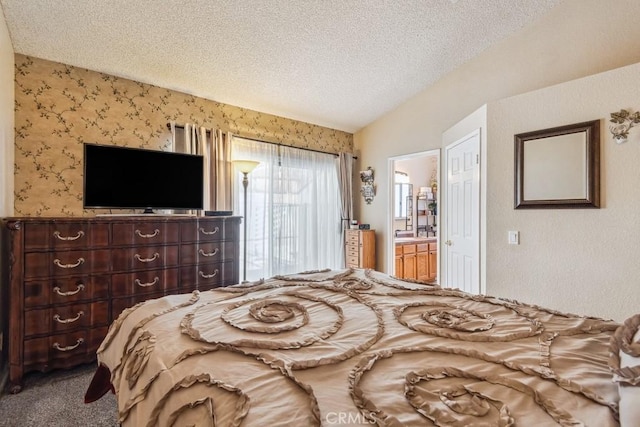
[1,0,559,132]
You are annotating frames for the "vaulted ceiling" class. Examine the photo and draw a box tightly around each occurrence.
[1,0,559,132]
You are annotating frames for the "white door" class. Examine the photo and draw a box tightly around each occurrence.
[444,130,480,294]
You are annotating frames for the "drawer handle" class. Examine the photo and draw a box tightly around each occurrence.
[135,229,160,238]
[199,269,219,279]
[135,277,159,287]
[53,284,85,296]
[53,258,85,269]
[199,226,219,235]
[53,311,84,324]
[199,248,219,257]
[53,230,85,241]
[135,253,160,263]
[53,338,84,352]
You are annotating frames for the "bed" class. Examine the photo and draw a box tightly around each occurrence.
[86,268,640,426]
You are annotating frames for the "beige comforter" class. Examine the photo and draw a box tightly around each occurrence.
[96,269,626,426]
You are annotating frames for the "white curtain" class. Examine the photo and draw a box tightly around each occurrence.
[232,137,342,280]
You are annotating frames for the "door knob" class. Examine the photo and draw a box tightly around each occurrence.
[444,240,452,246]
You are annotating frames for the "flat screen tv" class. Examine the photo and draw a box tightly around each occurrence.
[83,143,204,213]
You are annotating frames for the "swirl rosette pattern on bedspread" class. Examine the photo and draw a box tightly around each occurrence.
[609,313,640,426]
[97,269,623,426]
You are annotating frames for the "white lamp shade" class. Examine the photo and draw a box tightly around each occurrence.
[233,160,260,174]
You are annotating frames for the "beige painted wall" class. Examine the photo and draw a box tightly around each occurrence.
[487,61,640,321]
[0,9,13,217]
[354,0,640,318]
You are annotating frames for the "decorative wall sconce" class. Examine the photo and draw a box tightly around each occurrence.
[360,166,375,204]
[609,109,640,144]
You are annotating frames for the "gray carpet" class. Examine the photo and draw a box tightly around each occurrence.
[0,364,118,426]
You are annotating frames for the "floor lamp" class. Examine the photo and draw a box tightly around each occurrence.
[232,160,260,283]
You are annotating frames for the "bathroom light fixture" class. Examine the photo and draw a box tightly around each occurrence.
[609,109,640,144]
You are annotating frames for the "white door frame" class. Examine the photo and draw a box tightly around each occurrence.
[441,128,482,292]
[387,149,440,276]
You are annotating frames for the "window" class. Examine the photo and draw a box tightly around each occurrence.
[394,171,411,219]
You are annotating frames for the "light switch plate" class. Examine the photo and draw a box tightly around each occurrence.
[508,231,519,245]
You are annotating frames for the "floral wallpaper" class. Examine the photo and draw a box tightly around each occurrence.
[13,54,353,217]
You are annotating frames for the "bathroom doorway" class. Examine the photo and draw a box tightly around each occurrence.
[387,149,440,281]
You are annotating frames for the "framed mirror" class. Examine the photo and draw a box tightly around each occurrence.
[514,120,600,209]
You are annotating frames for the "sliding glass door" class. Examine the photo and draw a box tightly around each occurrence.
[232,138,342,280]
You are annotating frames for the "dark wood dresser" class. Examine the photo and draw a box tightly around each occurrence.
[1,215,241,393]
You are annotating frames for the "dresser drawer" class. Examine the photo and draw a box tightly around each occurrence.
[180,241,236,264]
[111,244,179,271]
[23,327,108,369]
[181,219,237,242]
[180,260,236,290]
[346,246,359,258]
[346,232,360,245]
[24,301,109,337]
[182,220,223,242]
[24,249,111,279]
[111,267,179,297]
[112,222,179,245]
[24,222,109,250]
[346,255,359,267]
[345,241,359,250]
[24,275,110,308]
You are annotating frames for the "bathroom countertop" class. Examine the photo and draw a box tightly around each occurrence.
[394,236,437,245]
